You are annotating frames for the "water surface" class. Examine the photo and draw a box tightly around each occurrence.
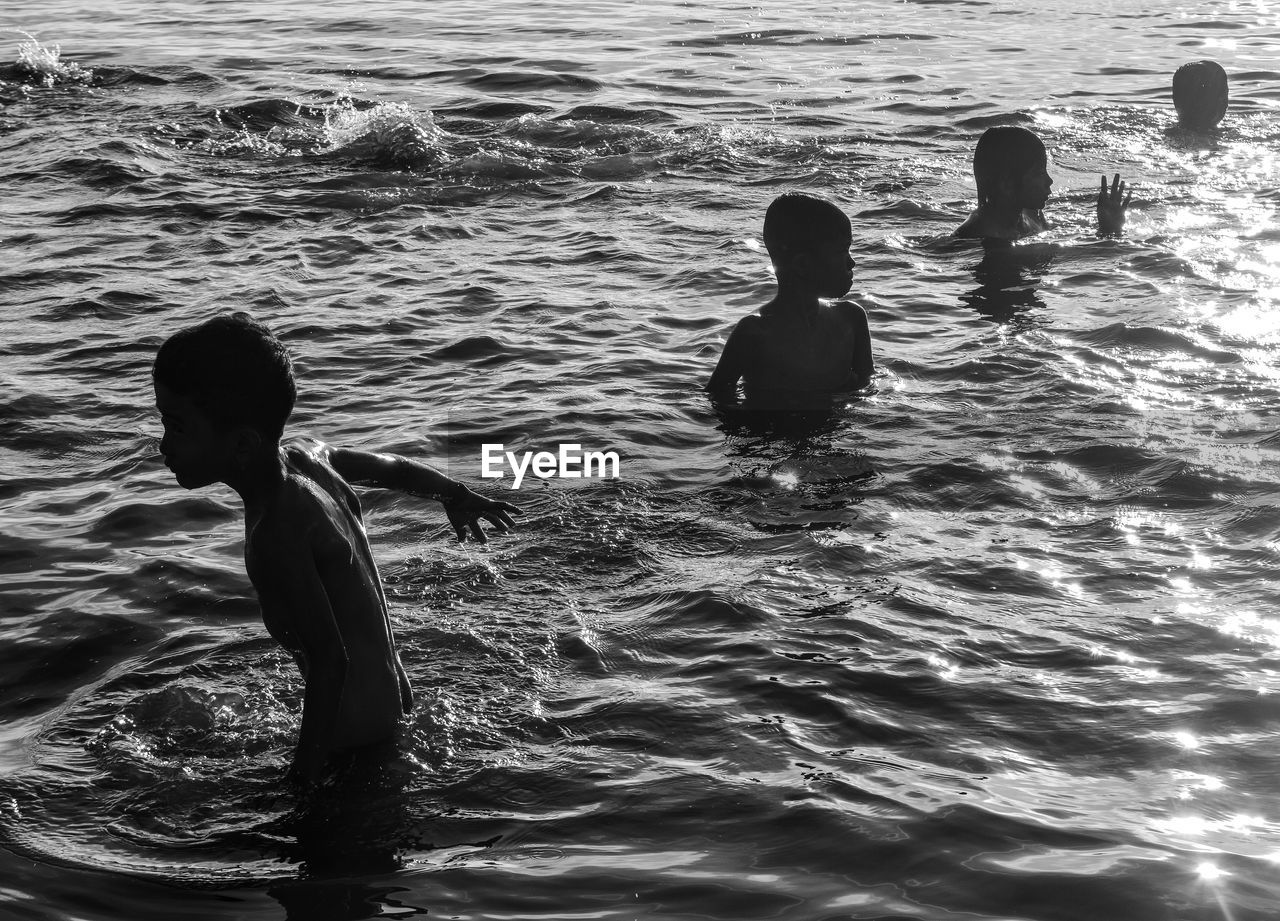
[2,1,1280,918]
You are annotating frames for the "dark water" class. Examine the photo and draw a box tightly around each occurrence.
[3,2,1280,918]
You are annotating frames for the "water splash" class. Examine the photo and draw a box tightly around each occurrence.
[5,30,94,86]
[321,96,449,169]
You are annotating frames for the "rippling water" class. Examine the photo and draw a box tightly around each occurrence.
[3,1,1280,919]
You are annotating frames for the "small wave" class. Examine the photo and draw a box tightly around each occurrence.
[213,98,327,132]
[560,103,672,125]
[90,498,237,540]
[1073,322,1242,362]
[48,145,172,189]
[502,111,658,150]
[676,29,940,48]
[1157,19,1248,30]
[430,335,517,363]
[955,112,1036,130]
[441,99,552,119]
[462,70,604,93]
[91,65,172,87]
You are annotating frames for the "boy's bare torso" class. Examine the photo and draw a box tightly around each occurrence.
[244,442,412,755]
[739,300,866,400]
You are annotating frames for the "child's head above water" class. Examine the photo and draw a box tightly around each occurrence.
[972,126,1052,212]
[1173,60,1228,131]
[763,192,854,297]
[153,313,296,486]
[764,192,851,257]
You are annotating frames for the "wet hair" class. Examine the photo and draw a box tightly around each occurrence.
[153,312,295,441]
[763,192,852,261]
[1173,60,1228,130]
[972,126,1047,204]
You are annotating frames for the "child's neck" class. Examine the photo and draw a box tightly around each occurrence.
[982,197,1023,224]
[230,446,288,515]
[766,280,824,318]
[980,199,1040,238]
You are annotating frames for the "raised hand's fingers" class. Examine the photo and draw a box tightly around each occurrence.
[1122,186,1133,208]
[468,518,488,543]
[1099,174,1108,198]
[1111,173,1122,197]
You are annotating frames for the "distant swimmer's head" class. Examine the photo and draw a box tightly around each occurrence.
[152,312,296,489]
[973,126,1052,212]
[763,192,855,298]
[1173,60,1228,130]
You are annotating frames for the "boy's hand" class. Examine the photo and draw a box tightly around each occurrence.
[1097,173,1131,235]
[444,485,520,543]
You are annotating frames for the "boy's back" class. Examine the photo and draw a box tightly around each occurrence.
[713,299,871,405]
[245,441,413,761]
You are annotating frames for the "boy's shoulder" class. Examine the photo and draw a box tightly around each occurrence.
[281,438,354,494]
[723,311,767,351]
[741,298,871,335]
[955,208,996,239]
[281,436,330,468]
[254,440,360,544]
[832,296,872,316]
[827,298,873,333]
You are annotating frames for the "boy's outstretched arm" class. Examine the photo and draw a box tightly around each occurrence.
[322,446,519,543]
[1097,173,1132,236]
[707,317,756,399]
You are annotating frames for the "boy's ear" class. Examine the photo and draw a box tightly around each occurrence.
[775,247,810,276]
[232,427,263,467]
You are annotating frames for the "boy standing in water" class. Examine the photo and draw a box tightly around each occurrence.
[152,313,518,785]
[707,192,874,405]
[955,126,1131,242]
[1172,60,1229,131]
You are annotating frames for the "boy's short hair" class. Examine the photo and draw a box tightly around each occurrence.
[153,312,296,441]
[1173,60,1228,129]
[763,192,851,259]
[972,126,1046,202]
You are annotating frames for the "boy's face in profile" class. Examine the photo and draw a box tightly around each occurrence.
[154,382,237,490]
[1015,158,1053,211]
[809,232,855,298]
[778,232,852,298]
